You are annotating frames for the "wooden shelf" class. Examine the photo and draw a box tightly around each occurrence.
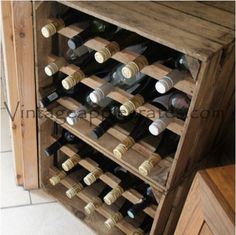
[58,25,195,96]
[52,137,158,218]
[41,105,172,191]
[49,167,148,234]
[47,55,185,136]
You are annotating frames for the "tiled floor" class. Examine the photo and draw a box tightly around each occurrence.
[0,80,95,235]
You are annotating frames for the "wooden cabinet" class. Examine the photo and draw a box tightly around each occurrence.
[1,1,235,234]
[175,165,235,235]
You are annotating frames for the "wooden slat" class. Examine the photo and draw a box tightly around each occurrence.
[200,1,235,14]
[54,138,157,218]
[47,55,185,136]
[41,105,170,191]
[58,26,196,94]
[60,1,223,61]
[11,2,38,189]
[49,167,143,234]
[1,2,24,185]
[160,2,235,30]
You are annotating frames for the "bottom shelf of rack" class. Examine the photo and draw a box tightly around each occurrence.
[42,177,124,235]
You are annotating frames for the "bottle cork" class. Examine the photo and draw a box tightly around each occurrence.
[66,106,87,125]
[138,153,162,176]
[66,183,83,199]
[104,212,123,230]
[122,55,148,79]
[44,57,66,76]
[49,171,66,186]
[83,168,103,185]
[120,95,144,116]
[62,70,85,90]
[103,186,124,205]
[41,18,65,38]
[113,136,135,159]
[84,198,103,215]
[62,154,81,171]
[94,42,120,63]
[149,117,171,136]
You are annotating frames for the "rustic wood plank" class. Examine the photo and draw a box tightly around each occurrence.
[1,2,24,185]
[58,25,197,89]
[200,1,235,14]
[160,2,235,30]
[61,1,223,61]
[11,1,38,189]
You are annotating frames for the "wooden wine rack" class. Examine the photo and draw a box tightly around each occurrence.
[32,1,234,235]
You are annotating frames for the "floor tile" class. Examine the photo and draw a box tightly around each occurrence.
[0,109,12,152]
[30,189,56,204]
[0,152,23,193]
[0,202,96,235]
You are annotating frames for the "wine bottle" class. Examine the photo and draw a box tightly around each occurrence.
[40,71,94,107]
[94,29,146,63]
[104,200,133,230]
[44,50,95,76]
[104,167,141,205]
[149,92,190,136]
[133,215,153,235]
[139,130,179,176]
[68,19,118,49]
[127,186,156,219]
[119,77,161,116]
[121,41,179,78]
[155,55,190,94]
[41,9,90,38]
[44,129,80,157]
[113,115,152,159]
[83,155,117,185]
[90,101,135,139]
[89,64,146,104]
[65,170,89,199]
[84,186,111,215]
[61,57,119,90]
[61,144,96,172]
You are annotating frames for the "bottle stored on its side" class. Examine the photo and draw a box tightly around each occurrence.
[155,55,190,94]
[61,57,119,90]
[61,144,96,172]
[104,200,133,230]
[68,19,118,50]
[113,115,152,159]
[133,215,153,235]
[122,41,179,79]
[41,8,90,38]
[84,186,111,215]
[83,155,118,185]
[127,186,157,219]
[40,74,93,107]
[149,92,190,136]
[104,167,141,205]
[44,129,80,157]
[94,29,146,63]
[90,101,135,139]
[139,130,179,176]
[89,64,146,104]
[44,50,94,76]
[119,77,161,116]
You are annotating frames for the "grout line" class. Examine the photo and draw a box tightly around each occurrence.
[0,150,12,154]
[0,201,57,210]
[28,191,32,205]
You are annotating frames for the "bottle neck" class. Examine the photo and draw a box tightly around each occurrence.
[119,200,133,216]
[44,136,67,157]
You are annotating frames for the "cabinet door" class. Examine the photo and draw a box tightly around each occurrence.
[174,165,235,235]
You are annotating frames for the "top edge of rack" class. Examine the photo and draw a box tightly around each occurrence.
[58,1,234,62]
